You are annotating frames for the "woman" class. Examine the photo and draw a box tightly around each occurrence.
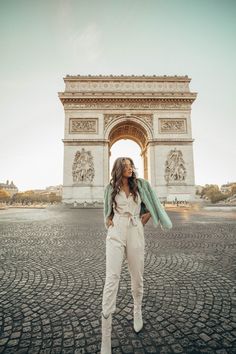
[101,157,172,354]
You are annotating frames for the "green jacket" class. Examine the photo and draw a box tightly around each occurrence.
[104,177,172,230]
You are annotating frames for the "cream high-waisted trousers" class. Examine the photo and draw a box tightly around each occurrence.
[102,213,145,318]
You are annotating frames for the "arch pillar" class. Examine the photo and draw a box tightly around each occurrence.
[141,148,148,180]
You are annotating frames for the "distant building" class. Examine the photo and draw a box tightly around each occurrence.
[0,180,18,197]
[46,185,63,196]
[30,189,45,194]
[220,182,236,194]
[28,185,62,197]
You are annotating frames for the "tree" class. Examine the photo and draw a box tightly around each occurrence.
[201,185,219,199]
[49,192,57,204]
[231,184,236,196]
[0,189,11,202]
[210,192,228,203]
[200,184,230,203]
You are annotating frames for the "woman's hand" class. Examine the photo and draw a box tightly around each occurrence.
[141,212,151,226]
[106,218,114,228]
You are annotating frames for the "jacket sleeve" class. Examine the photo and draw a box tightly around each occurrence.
[103,184,112,229]
[146,181,173,230]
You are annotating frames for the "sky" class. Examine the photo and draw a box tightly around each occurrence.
[0,0,235,191]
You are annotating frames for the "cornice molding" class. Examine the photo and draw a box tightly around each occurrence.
[62,139,109,146]
[59,92,197,99]
[148,138,194,146]
[64,75,192,82]
[59,97,196,107]
[62,138,194,146]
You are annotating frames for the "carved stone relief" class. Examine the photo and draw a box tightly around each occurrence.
[66,81,189,92]
[64,101,191,110]
[164,148,187,183]
[72,148,95,183]
[141,114,153,129]
[104,114,118,128]
[104,114,153,130]
[69,118,98,133]
[160,119,187,133]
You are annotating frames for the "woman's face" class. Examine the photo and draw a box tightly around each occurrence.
[122,159,133,178]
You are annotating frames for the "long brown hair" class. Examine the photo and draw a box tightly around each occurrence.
[110,157,139,212]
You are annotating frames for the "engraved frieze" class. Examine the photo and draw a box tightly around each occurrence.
[64,100,191,110]
[104,114,120,129]
[69,118,98,133]
[164,148,187,183]
[159,119,187,133]
[65,81,190,92]
[72,148,95,183]
[141,114,153,128]
[104,114,153,130]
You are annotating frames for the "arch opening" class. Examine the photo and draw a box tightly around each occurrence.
[108,120,148,151]
[108,120,149,180]
[109,139,144,179]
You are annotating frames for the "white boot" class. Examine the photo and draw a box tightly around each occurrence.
[101,312,112,354]
[133,305,143,333]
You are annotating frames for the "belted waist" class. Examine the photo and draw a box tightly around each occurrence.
[114,213,140,226]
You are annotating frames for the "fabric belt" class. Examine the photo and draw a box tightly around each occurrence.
[114,213,140,227]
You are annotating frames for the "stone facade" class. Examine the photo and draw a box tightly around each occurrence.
[0,180,18,197]
[59,75,197,203]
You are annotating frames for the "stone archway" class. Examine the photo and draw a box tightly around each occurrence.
[107,119,150,179]
[59,75,197,204]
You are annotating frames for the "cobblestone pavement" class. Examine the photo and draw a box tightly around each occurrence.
[0,206,236,354]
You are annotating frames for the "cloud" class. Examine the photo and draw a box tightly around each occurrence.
[55,1,103,64]
[57,0,74,27]
[69,23,103,63]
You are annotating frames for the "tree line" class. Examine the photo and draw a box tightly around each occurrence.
[197,184,236,203]
[1,184,236,205]
[0,189,62,204]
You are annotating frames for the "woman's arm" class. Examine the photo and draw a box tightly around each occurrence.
[140,197,151,225]
[141,211,151,225]
[106,211,114,228]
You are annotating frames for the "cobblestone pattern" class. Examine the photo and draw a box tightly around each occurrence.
[0,209,236,354]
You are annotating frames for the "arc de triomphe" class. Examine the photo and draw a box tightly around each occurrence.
[58,75,197,204]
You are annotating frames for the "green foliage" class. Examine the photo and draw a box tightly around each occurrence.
[48,192,62,203]
[11,191,62,204]
[0,189,11,202]
[201,184,219,198]
[210,192,228,203]
[231,184,236,196]
[200,184,230,203]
